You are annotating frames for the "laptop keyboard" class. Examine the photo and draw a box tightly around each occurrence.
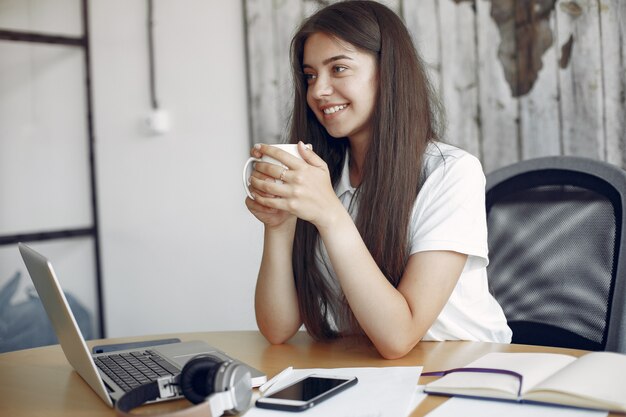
[94,350,180,392]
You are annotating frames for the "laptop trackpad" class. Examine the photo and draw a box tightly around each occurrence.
[154,341,266,387]
[170,351,228,367]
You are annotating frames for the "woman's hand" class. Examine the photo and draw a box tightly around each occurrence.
[245,145,295,229]
[248,142,344,230]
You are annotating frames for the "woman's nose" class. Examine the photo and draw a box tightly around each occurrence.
[310,75,333,99]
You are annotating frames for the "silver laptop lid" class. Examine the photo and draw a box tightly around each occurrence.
[18,243,114,407]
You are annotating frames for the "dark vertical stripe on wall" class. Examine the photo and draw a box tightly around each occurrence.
[81,0,106,338]
[472,0,485,163]
[147,0,159,110]
[597,0,608,162]
[553,11,565,156]
[241,0,255,147]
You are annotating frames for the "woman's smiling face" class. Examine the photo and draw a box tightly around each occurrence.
[303,32,378,144]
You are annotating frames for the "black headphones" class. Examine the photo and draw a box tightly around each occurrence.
[115,354,252,417]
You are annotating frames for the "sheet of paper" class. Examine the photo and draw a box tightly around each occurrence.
[425,397,608,417]
[244,366,422,417]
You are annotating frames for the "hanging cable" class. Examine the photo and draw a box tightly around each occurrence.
[147,0,158,110]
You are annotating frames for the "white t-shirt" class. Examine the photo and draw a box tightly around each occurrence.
[314,142,512,343]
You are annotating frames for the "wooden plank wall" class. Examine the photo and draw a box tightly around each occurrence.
[244,0,625,173]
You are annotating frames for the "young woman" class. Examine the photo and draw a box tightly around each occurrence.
[245,0,511,359]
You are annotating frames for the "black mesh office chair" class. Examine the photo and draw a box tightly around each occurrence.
[486,156,626,352]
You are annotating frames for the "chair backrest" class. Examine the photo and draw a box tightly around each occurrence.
[486,156,626,352]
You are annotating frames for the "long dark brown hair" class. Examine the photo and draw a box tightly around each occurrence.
[289,0,444,340]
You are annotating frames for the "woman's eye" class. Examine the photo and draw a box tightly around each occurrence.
[334,65,347,73]
[304,73,317,82]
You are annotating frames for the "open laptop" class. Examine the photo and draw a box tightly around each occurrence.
[18,243,266,407]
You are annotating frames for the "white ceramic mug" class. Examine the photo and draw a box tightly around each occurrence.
[242,144,309,199]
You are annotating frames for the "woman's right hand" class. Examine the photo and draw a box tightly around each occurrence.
[245,192,294,229]
[244,147,295,229]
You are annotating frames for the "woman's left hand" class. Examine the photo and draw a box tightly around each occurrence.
[248,141,344,229]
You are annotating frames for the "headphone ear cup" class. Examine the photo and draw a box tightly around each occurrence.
[179,355,223,404]
[221,363,253,414]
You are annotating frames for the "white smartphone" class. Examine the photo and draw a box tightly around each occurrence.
[255,374,358,412]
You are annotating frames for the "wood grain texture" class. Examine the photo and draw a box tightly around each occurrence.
[272,0,303,142]
[477,0,520,172]
[599,0,626,167]
[244,0,626,172]
[520,6,562,160]
[402,0,443,111]
[557,0,605,159]
[245,0,282,145]
[438,0,481,158]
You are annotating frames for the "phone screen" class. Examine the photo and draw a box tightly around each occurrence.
[267,376,351,401]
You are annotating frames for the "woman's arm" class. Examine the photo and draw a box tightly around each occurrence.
[254,220,303,344]
[317,211,466,359]
[245,144,303,344]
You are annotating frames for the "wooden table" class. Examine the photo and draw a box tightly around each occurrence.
[0,331,604,416]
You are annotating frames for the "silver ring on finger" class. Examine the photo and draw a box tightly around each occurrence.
[279,167,288,183]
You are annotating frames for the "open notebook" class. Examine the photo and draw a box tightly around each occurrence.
[18,243,266,407]
[424,351,626,413]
